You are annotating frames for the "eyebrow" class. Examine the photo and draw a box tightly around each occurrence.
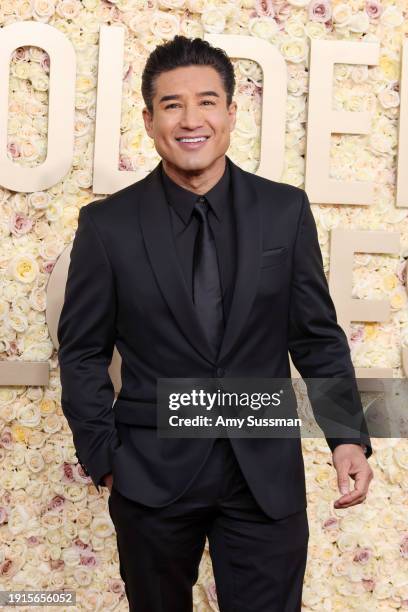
[158,91,220,104]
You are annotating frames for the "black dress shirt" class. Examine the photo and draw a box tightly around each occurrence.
[160,157,237,323]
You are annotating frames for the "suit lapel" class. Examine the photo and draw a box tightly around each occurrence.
[138,156,262,366]
[217,158,262,362]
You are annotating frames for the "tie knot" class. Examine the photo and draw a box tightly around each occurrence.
[194,196,209,221]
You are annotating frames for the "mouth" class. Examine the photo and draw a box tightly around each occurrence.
[175,135,210,150]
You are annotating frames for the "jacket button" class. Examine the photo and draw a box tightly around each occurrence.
[216,367,225,377]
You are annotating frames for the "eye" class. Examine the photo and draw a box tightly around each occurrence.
[164,100,215,109]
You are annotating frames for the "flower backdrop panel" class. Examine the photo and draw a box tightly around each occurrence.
[0,0,408,610]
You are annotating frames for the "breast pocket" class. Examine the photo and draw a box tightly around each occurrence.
[258,246,287,295]
[261,246,287,269]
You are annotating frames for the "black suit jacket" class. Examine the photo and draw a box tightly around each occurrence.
[57,155,372,520]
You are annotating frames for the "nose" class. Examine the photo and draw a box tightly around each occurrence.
[179,103,204,130]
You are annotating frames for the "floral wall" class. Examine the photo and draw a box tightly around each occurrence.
[0,0,407,610]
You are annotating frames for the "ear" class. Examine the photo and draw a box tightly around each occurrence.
[228,100,237,132]
[142,107,154,138]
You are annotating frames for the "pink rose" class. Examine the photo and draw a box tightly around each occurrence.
[400,534,408,558]
[74,538,90,551]
[73,462,92,484]
[362,578,375,592]
[0,559,15,578]
[42,261,56,274]
[7,141,21,159]
[0,428,13,449]
[353,546,372,564]
[62,462,75,483]
[396,260,407,285]
[46,495,65,513]
[0,507,8,525]
[12,47,29,62]
[255,0,275,17]
[109,579,126,595]
[274,1,291,23]
[350,326,364,346]
[27,535,40,546]
[119,155,134,171]
[205,581,219,612]
[50,559,65,570]
[308,0,332,23]
[365,0,383,19]
[7,341,20,357]
[322,516,339,530]
[80,553,97,566]
[9,212,33,237]
[40,53,50,73]
[237,81,257,96]
[124,64,133,81]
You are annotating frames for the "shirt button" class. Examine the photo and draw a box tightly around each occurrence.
[198,196,205,202]
[216,367,225,377]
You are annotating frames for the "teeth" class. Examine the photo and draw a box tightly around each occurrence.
[178,137,207,143]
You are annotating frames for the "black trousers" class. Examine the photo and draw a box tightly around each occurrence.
[108,437,309,612]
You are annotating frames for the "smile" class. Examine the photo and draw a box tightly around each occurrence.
[175,136,210,150]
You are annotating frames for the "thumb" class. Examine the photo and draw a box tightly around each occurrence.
[337,465,350,495]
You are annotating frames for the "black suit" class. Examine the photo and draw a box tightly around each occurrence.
[57,155,372,610]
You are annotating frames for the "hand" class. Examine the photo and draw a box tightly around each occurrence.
[332,444,374,509]
[103,473,113,493]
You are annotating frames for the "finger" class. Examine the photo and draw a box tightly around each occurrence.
[336,463,351,495]
[351,468,371,497]
[334,488,362,505]
[335,494,367,508]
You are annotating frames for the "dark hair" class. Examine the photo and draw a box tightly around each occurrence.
[141,35,235,114]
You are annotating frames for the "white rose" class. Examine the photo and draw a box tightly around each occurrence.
[25,449,45,473]
[378,88,400,109]
[10,254,39,284]
[56,0,82,19]
[351,65,369,83]
[286,95,305,120]
[43,414,62,435]
[381,6,404,27]
[150,11,180,39]
[91,516,115,538]
[159,0,185,8]
[249,17,279,40]
[285,19,306,39]
[14,0,33,19]
[287,0,308,6]
[28,191,50,210]
[16,403,41,427]
[181,18,204,37]
[187,0,206,12]
[349,11,370,33]
[280,38,308,63]
[12,62,31,80]
[305,21,327,39]
[8,312,28,333]
[33,0,55,18]
[333,3,352,27]
[202,8,226,34]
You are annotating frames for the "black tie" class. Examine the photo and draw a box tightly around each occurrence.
[192,196,225,358]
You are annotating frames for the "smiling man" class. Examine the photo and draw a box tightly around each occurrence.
[57,35,373,612]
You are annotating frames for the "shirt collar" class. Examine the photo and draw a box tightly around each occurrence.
[160,157,231,225]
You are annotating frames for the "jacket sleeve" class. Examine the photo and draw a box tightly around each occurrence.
[287,190,372,459]
[57,204,121,490]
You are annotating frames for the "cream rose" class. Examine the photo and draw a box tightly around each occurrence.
[150,11,180,39]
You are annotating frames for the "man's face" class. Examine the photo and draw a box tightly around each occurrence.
[142,65,237,172]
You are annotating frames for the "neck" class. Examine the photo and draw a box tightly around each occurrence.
[162,155,226,195]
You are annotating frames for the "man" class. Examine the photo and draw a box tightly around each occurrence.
[57,35,373,612]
